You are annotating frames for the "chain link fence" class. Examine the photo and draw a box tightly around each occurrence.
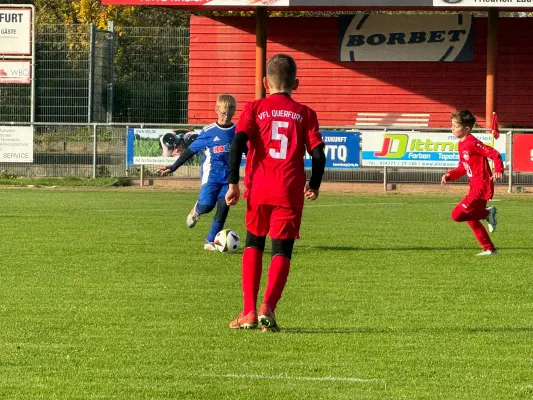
[112,27,189,124]
[0,24,190,125]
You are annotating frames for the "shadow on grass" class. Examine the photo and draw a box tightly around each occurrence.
[283,326,533,335]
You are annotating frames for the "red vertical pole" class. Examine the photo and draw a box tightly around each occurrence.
[255,7,267,100]
[486,8,499,127]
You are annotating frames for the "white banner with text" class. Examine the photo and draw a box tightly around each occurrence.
[362,131,506,168]
[0,126,34,163]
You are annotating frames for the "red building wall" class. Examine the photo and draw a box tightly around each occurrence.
[189,15,533,128]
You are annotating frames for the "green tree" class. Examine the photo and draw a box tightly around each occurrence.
[7,0,190,28]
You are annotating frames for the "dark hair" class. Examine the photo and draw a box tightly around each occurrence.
[266,53,297,90]
[451,109,476,129]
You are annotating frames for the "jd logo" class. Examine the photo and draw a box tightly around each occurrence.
[374,134,409,158]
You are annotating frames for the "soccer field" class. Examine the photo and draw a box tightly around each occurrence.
[0,187,531,400]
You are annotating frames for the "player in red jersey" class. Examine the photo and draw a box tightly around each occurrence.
[225,54,326,332]
[441,109,504,256]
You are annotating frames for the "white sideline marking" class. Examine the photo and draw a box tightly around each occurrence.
[217,373,383,384]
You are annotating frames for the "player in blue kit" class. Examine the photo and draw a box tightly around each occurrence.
[158,94,238,251]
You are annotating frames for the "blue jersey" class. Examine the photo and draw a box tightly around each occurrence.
[188,122,236,185]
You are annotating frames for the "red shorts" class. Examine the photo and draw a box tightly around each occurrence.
[451,192,488,222]
[458,192,488,215]
[246,202,303,240]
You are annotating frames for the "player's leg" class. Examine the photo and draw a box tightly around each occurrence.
[485,206,497,233]
[229,203,270,329]
[451,194,488,222]
[204,196,229,250]
[452,196,497,255]
[259,205,302,332]
[187,183,217,228]
[204,184,229,250]
[468,220,498,255]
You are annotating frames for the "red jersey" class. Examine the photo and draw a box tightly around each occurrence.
[447,134,504,200]
[236,93,324,207]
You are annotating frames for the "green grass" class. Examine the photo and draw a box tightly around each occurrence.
[0,176,123,187]
[134,138,162,157]
[0,188,531,399]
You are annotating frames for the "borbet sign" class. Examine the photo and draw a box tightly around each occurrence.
[339,14,473,62]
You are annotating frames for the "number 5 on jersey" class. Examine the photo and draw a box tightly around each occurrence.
[269,121,288,160]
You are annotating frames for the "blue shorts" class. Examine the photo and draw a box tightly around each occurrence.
[197,182,228,208]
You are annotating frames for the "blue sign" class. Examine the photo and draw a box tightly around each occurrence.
[305,131,360,169]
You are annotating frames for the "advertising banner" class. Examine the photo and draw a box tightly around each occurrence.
[102,0,290,5]
[102,0,437,5]
[127,128,200,166]
[0,126,34,163]
[434,0,533,8]
[0,8,32,56]
[127,128,360,169]
[305,131,360,169]
[362,131,506,168]
[0,60,31,84]
[103,0,533,6]
[339,14,473,62]
[512,134,533,173]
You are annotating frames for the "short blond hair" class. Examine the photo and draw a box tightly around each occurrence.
[216,94,236,111]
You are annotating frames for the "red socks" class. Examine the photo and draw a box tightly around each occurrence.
[263,255,291,311]
[242,247,263,314]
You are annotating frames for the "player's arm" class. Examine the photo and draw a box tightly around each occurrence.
[158,132,204,174]
[305,144,326,200]
[441,162,466,184]
[157,147,196,174]
[226,131,249,205]
[303,108,325,200]
[474,142,504,180]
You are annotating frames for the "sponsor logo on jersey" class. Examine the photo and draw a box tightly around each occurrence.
[213,143,230,153]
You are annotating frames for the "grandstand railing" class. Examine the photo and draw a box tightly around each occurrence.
[0,122,532,193]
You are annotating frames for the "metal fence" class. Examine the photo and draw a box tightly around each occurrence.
[1,123,532,192]
[0,24,190,125]
[112,26,190,124]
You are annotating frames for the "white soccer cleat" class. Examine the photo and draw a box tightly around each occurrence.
[476,249,499,256]
[186,202,200,228]
[203,242,216,251]
[486,206,497,233]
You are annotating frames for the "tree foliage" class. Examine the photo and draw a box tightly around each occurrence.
[7,0,190,29]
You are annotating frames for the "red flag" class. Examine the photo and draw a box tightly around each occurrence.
[491,112,500,139]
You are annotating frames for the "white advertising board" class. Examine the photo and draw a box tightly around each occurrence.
[362,131,506,168]
[0,126,34,163]
[0,60,31,84]
[0,8,32,56]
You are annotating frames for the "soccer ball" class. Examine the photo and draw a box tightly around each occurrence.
[214,229,241,253]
